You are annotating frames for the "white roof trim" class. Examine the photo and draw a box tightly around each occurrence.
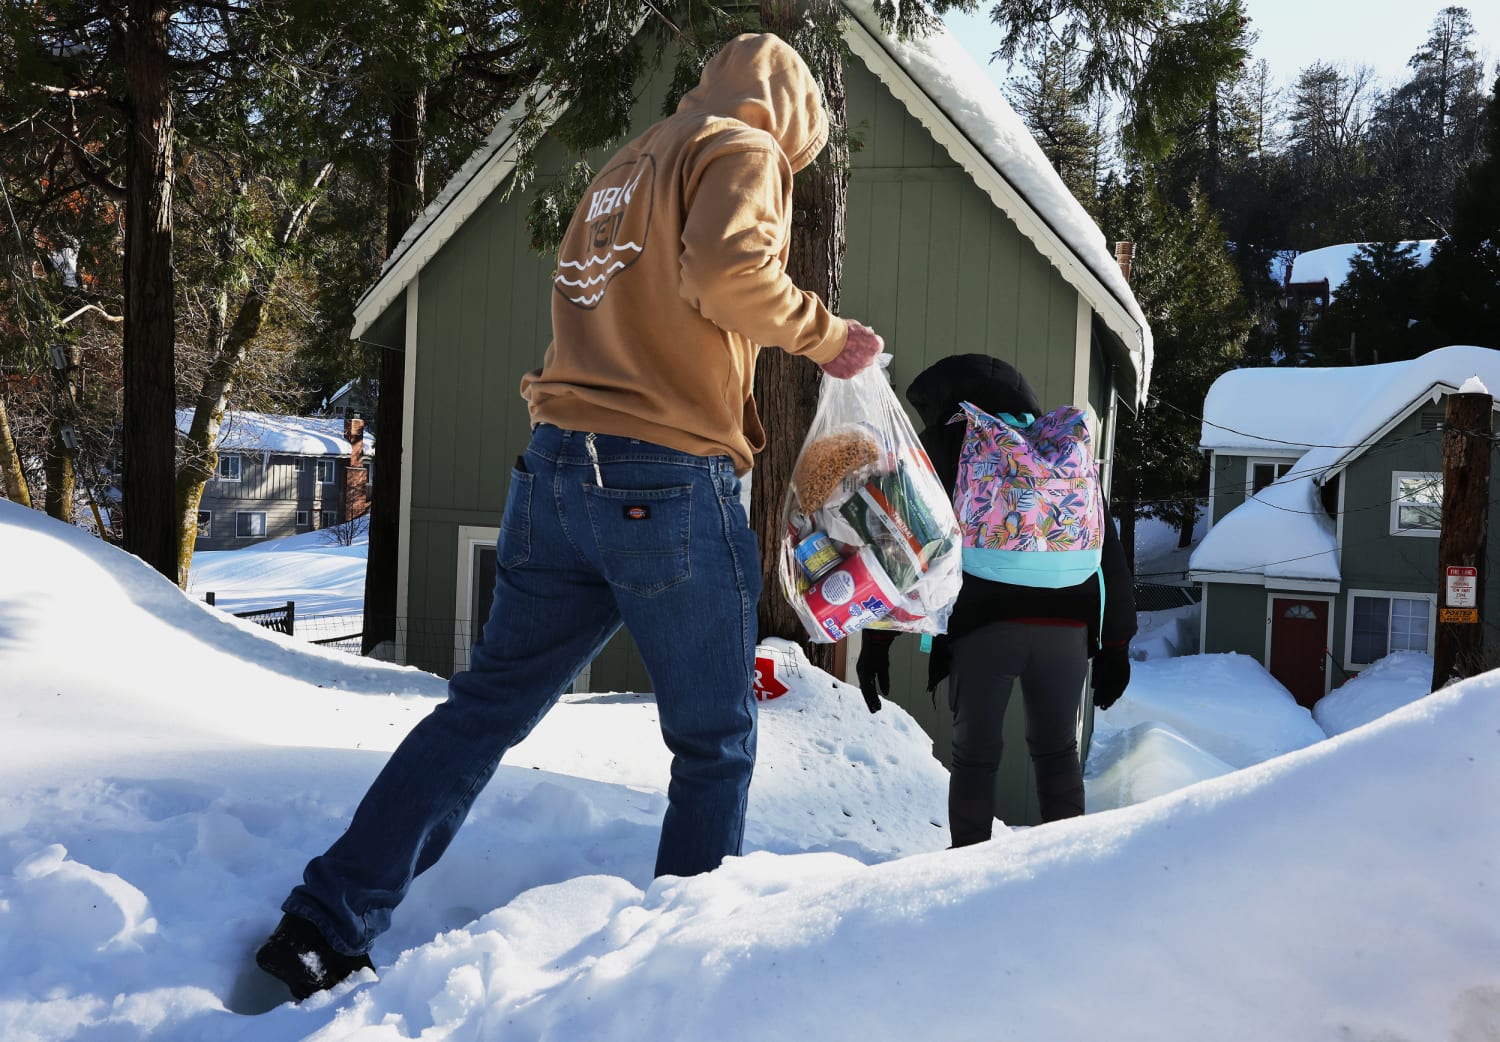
[351,86,563,339]
[1310,380,1471,486]
[838,8,1150,406]
[1188,570,1340,595]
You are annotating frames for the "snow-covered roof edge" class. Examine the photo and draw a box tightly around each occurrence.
[839,1,1151,405]
[350,6,1152,406]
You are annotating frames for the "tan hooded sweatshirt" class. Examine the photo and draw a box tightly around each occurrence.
[520,33,849,473]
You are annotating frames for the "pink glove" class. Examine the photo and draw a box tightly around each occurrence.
[820,320,884,379]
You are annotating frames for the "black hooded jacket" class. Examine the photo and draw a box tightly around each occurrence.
[905,354,1137,689]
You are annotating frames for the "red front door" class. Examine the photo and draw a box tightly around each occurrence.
[1269,597,1329,709]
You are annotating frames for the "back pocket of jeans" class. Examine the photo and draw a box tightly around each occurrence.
[498,467,534,568]
[583,483,692,596]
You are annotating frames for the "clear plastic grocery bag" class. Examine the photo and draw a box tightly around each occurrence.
[778,359,963,643]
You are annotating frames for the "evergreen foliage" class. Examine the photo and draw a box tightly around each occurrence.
[1308,241,1429,366]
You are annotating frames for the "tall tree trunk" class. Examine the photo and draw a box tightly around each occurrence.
[43,341,81,520]
[43,416,76,521]
[174,165,332,587]
[750,2,848,675]
[122,0,178,579]
[0,396,33,507]
[363,88,425,656]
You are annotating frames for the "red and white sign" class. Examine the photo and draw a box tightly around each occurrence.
[1446,565,1478,608]
[753,654,789,700]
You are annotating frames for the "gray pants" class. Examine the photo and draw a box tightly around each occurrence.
[948,621,1089,844]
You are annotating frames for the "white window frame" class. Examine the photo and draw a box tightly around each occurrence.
[1343,588,1437,670]
[1247,457,1295,497]
[316,458,337,484]
[1390,470,1443,537]
[234,510,267,539]
[196,510,212,538]
[320,509,338,529]
[217,454,243,482]
[455,525,499,676]
[295,510,310,528]
[295,458,307,473]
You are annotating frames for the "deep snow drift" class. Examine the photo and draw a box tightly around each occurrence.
[1,500,1496,1042]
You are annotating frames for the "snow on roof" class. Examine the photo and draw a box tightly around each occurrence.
[174,409,375,457]
[350,5,1152,403]
[1194,345,1500,582]
[1200,346,1500,459]
[840,1,1151,399]
[1286,240,1436,298]
[1189,472,1340,584]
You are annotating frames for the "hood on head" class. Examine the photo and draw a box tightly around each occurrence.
[905,353,1043,430]
[676,33,829,172]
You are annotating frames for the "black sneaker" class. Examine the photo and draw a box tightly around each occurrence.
[255,913,374,1001]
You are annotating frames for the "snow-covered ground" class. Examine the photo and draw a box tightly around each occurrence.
[187,528,367,621]
[2,500,1496,1041]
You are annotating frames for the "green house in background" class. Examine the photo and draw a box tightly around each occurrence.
[1190,345,1500,708]
[348,1,1153,826]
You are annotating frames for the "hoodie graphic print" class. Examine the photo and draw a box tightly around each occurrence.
[554,158,654,308]
[523,33,848,473]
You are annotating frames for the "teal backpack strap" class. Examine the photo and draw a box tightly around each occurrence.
[920,633,933,654]
[1094,563,1106,652]
[998,411,1036,428]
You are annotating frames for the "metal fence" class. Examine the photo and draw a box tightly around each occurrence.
[205,593,363,654]
[1133,582,1203,613]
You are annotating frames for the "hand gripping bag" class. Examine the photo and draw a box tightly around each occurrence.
[777,361,962,643]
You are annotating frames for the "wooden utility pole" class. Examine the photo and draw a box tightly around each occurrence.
[1431,390,1492,690]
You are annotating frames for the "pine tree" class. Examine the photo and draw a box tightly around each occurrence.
[1308,241,1427,365]
[1366,6,1487,237]
[1100,178,1247,560]
[1007,40,1102,201]
[1425,72,1500,349]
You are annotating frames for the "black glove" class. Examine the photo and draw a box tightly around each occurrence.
[855,632,895,713]
[1091,643,1131,711]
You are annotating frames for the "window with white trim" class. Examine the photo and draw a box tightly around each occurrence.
[1390,471,1442,535]
[1348,591,1434,666]
[1250,460,1294,495]
[196,510,212,538]
[217,454,242,482]
[235,511,266,538]
[316,459,337,484]
[320,509,337,529]
[295,510,309,527]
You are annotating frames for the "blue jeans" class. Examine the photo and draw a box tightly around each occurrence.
[284,424,761,955]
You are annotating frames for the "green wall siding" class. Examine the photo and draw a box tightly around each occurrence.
[1200,582,1268,657]
[1210,454,1245,525]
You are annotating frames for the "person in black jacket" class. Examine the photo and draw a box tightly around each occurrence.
[857,354,1136,843]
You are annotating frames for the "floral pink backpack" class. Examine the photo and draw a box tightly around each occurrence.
[951,402,1105,588]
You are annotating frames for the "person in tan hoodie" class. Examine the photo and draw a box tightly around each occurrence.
[255,33,884,1001]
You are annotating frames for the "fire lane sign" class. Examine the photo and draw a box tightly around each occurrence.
[1445,565,1478,608]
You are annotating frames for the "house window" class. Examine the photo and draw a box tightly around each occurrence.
[1391,471,1443,535]
[316,459,337,484]
[295,511,310,528]
[235,511,267,539]
[217,454,242,482]
[296,459,307,473]
[1250,460,1294,495]
[1348,592,1434,666]
[196,510,212,538]
[320,509,338,529]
